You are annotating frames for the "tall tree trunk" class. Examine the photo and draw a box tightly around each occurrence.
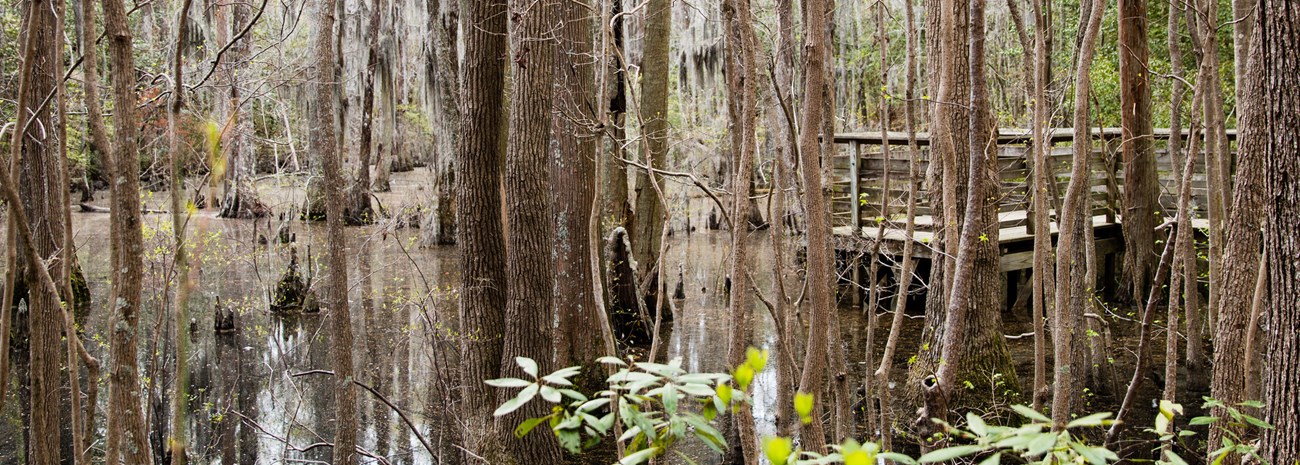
[721,0,759,460]
[81,0,111,187]
[495,0,561,463]
[795,0,833,452]
[1118,0,1156,303]
[102,0,152,460]
[455,0,508,457]
[552,0,607,378]
[167,1,197,463]
[1051,0,1104,427]
[218,0,269,219]
[9,2,69,463]
[1257,0,1300,460]
[631,0,671,290]
[1209,13,1265,463]
[312,0,359,462]
[423,0,459,246]
[1027,0,1056,411]
[348,0,383,225]
[600,0,631,236]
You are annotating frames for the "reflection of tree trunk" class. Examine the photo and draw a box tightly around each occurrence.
[495,0,561,461]
[237,330,259,465]
[1256,2,1300,461]
[103,0,153,459]
[455,0,509,458]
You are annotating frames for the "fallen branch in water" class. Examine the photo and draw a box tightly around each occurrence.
[76,203,169,214]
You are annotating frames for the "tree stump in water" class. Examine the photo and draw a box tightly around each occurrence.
[271,247,308,313]
[214,298,238,334]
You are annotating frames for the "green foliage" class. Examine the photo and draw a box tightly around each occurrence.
[487,353,761,465]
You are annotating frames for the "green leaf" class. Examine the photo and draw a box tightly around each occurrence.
[1025,432,1056,457]
[685,414,727,453]
[1010,404,1051,423]
[664,385,680,413]
[880,452,919,465]
[539,385,562,403]
[976,453,1000,465]
[516,357,539,377]
[746,347,769,372]
[514,417,548,438]
[577,398,610,412]
[1066,412,1113,429]
[597,356,627,366]
[620,447,659,465]
[918,445,983,463]
[485,377,532,388]
[1188,416,1219,426]
[795,392,815,425]
[967,412,988,437]
[734,364,755,391]
[763,436,794,465]
[717,383,734,406]
[493,383,539,417]
[1164,450,1190,465]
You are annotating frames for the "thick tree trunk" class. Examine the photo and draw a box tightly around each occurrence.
[552,0,607,376]
[495,0,562,463]
[1257,0,1300,461]
[1118,0,1156,303]
[1027,0,1056,411]
[631,0,671,289]
[455,0,509,457]
[1209,13,1265,463]
[423,0,459,246]
[101,0,152,461]
[1051,0,1105,427]
[218,0,270,219]
[10,2,69,463]
[312,0,359,462]
[347,0,382,226]
[600,0,631,239]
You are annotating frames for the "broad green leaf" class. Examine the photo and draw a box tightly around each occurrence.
[1066,412,1113,429]
[577,397,610,412]
[717,383,734,406]
[1188,416,1219,426]
[493,383,539,417]
[539,385,562,403]
[880,452,919,465]
[1011,404,1051,423]
[735,364,755,391]
[485,377,532,388]
[967,412,988,437]
[597,356,628,366]
[845,448,873,465]
[976,452,1000,465]
[516,357,539,377]
[746,347,769,372]
[919,445,983,463]
[763,436,794,465]
[514,417,547,438]
[795,392,815,425]
[620,447,659,465]
[1025,432,1056,456]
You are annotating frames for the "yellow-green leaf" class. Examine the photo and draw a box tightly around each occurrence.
[795,392,814,425]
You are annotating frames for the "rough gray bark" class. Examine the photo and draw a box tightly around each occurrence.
[454,0,509,456]
[1028,0,1056,411]
[347,0,383,225]
[1257,0,1300,461]
[311,0,360,462]
[102,0,152,460]
[795,0,833,452]
[721,0,760,459]
[1052,0,1104,427]
[1119,0,1156,303]
[495,0,562,463]
[1209,14,1265,463]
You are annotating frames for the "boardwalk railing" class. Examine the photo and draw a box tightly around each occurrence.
[829,127,1237,235]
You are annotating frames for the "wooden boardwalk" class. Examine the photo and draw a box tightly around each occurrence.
[829,128,1231,274]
